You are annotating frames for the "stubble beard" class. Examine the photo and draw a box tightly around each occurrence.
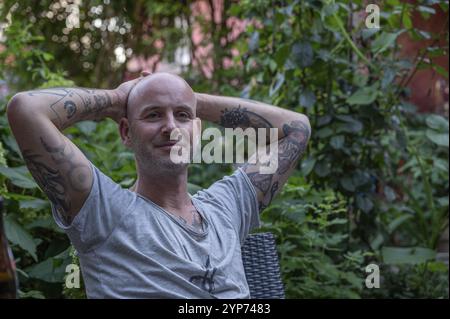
[133,141,188,176]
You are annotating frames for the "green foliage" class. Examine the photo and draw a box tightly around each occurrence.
[0,0,448,299]
[365,262,449,299]
[259,176,370,298]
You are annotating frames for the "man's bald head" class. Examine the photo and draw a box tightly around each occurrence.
[126,72,196,120]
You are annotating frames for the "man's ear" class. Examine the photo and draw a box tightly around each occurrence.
[119,117,132,148]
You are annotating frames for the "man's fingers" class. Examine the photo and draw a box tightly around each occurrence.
[141,70,152,77]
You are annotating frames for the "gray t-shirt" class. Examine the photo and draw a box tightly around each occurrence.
[52,163,260,299]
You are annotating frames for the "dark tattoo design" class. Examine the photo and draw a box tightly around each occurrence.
[27,88,113,127]
[243,119,310,212]
[22,149,72,224]
[245,172,272,194]
[191,209,204,232]
[64,100,77,119]
[220,105,272,129]
[22,137,92,225]
[177,209,204,233]
[39,137,91,192]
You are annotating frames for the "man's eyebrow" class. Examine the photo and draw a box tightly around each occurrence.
[139,104,194,114]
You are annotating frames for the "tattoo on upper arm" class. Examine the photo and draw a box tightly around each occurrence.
[22,137,91,224]
[22,149,72,224]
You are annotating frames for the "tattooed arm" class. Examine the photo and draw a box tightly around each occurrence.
[196,93,311,212]
[6,80,139,224]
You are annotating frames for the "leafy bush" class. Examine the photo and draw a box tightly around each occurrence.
[0,0,448,298]
[259,174,370,298]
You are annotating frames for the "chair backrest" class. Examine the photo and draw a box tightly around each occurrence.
[241,232,285,299]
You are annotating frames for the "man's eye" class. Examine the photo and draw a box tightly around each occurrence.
[177,112,190,119]
[146,112,159,119]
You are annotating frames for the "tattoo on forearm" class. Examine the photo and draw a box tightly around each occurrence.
[220,105,272,129]
[27,88,114,127]
[64,100,77,119]
[243,119,310,212]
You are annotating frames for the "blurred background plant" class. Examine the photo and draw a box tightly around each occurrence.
[0,0,448,298]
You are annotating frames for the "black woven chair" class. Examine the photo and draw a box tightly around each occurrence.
[241,232,285,299]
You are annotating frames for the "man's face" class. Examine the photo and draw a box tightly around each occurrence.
[120,73,197,173]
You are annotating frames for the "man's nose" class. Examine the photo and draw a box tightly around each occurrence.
[160,114,177,135]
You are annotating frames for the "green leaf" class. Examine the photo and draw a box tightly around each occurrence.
[330,135,345,149]
[346,86,378,105]
[387,214,413,234]
[356,194,373,213]
[381,68,396,89]
[269,72,285,97]
[26,216,64,233]
[371,234,384,250]
[291,41,313,68]
[75,121,98,135]
[274,44,290,67]
[433,64,449,79]
[18,290,45,299]
[4,215,38,261]
[19,198,49,211]
[433,158,449,173]
[340,177,355,192]
[417,5,436,14]
[426,130,449,147]
[301,157,316,176]
[335,115,363,133]
[42,52,53,61]
[316,127,334,138]
[0,165,38,189]
[426,114,449,132]
[371,31,403,56]
[383,185,396,202]
[314,161,330,177]
[25,248,71,283]
[382,246,436,264]
[248,31,259,53]
[417,30,431,39]
[402,12,413,29]
[299,89,316,109]
[361,28,380,40]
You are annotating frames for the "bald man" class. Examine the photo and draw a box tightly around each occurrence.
[7,72,310,298]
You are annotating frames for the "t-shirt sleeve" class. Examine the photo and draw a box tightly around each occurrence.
[195,168,260,243]
[51,162,134,253]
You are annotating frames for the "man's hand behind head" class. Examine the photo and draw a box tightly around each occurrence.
[112,70,152,123]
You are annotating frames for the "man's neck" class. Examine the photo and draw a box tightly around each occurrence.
[131,168,192,213]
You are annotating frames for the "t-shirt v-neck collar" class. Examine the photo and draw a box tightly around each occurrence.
[133,191,209,238]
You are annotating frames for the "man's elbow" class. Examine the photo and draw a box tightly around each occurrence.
[6,92,33,126]
[298,114,311,139]
[285,114,311,144]
[7,92,26,116]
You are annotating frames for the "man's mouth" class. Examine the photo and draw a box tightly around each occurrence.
[155,141,179,149]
